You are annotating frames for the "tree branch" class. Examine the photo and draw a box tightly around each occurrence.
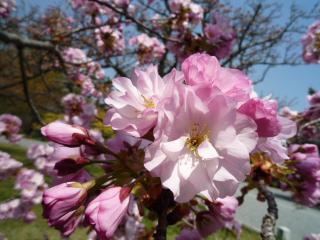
[258,182,278,240]
[17,47,45,125]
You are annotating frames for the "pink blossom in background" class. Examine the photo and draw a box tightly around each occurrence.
[63,48,88,65]
[145,85,258,202]
[302,21,320,63]
[288,144,320,207]
[204,14,236,59]
[43,182,90,237]
[0,0,15,18]
[304,233,320,240]
[304,90,320,121]
[85,187,131,240]
[196,196,239,237]
[0,199,35,222]
[105,65,180,137]
[0,151,22,180]
[27,144,54,172]
[168,0,203,25]
[176,228,202,240]
[95,25,125,54]
[15,168,46,204]
[41,121,89,147]
[0,114,22,143]
[62,93,97,128]
[129,33,165,64]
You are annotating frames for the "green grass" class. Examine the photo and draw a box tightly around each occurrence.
[0,143,260,240]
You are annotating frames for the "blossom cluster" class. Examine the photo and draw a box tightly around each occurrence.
[0,114,22,143]
[38,52,297,239]
[0,0,15,18]
[0,152,46,222]
[302,21,320,63]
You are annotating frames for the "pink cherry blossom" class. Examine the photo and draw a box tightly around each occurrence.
[41,121,90,147]
[145,85,257,202]
[62,93,97,128]
[204,14,236,59]
[15,168,46,204]
[197,196,238,237]
[27,144,54,172]
[182,53,252,103]
[0,199,35,222]
[129,33,165,64]
[95,25,125,54]
[254,116,296,163]
[0,114,22,143]
[63,48,88,65]
[0,151,22,180]
[238,98,281,137]
[304,233,320,240]
[0,0,15,18]
[85,187,131,240]
[302,21,320,63]
[105,65,182,137]
[43,181,90,237]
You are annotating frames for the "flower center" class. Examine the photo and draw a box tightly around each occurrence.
[142,95,156,108]
[186,123,208,157]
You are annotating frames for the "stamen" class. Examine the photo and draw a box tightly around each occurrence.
[186,123,209,158]
[142,95,156,108]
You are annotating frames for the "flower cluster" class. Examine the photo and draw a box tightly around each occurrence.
[61,93,97,128]
[287,144,320,206]
[0,0,15,18]
[40,53,297,238]
[0,114,22,143]
[302,21,320,63]
[0,151,22,180]
[129,34,166,64]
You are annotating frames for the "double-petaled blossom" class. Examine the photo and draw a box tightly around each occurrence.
[182,53,252,103]
[62,93,97,128]
[254,116,296,164]
[0,151,22,180]
[15,169,46,204]
[238,98,281,137]
[85,187,131,240]
[63,48,88,65]
[287,144,320,207]
[41,121,90,147]
[196,196,239,237]
[43,181,92,237]
[302,21,320,63]
[145,84,258,202]
[105,65,183,137]
[0,0,15,18]
[204,14,236,59]
[0,114,22,143]
[129,34,165,64]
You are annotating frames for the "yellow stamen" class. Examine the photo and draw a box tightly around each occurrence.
[186,123,209,158]
[142,95,156,108]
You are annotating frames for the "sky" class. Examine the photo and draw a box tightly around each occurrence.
[20,0,320,111]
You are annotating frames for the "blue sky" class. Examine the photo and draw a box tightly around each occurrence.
[20,0,320,111]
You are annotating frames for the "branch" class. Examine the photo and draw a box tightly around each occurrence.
[258,183,278,240]
[17,47,45,125]
[89,0,180,43]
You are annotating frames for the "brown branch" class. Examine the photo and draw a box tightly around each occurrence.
[89,0,180,43]
[258,182,278,240]
[17,47,45,125]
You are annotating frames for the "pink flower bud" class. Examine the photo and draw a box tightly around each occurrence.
[85,187,131,239]
[43,181,93,236]
[41,121,89,147]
